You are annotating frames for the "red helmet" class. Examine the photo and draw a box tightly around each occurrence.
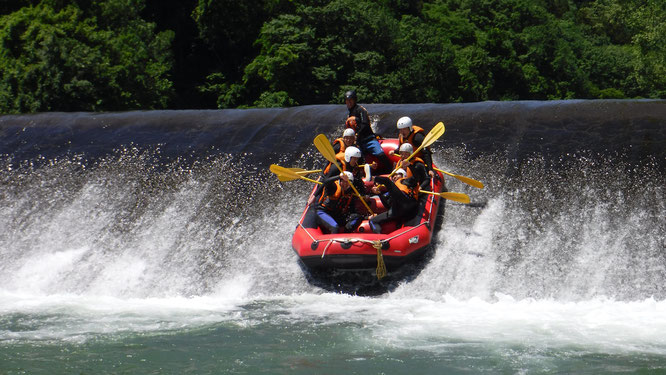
[345,116,358,131]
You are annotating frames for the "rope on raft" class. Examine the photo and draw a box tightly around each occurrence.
[372,240,387,280]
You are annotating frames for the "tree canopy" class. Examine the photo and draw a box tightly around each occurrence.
[0,0,174,112]
[0,0,664,113]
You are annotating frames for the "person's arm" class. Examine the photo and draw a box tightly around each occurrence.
[356,106,370,129]
[352,106,372,138]
[321,175,341,186]
[333,141,341,155]
[374,175,390,186]
[325,162,342,178]
[412,162,430,189]
[353,179,367,196]
[374,176,399,196]
[394,178,420,215]
[412,132,434,169]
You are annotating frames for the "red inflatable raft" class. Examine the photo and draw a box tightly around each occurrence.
[291,138,445,275]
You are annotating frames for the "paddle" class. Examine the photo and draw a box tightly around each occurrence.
[291,167,322,175]
[421,190,471,204]
[389,122,445,177]
[270,166,322,182]
[433,167,484,189]
[313,134,374,215]
[270,164,322,184]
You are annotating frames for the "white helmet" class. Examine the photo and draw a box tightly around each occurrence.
[396,116,412,130]
[342,171,354,182]
[342,128,356,137]
[399,143,413,154]
[344,146,361,162]
[394,168,407,177]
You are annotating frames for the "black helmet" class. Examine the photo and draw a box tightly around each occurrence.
[344,90,357,100]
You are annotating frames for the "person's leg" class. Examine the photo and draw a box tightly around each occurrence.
[377,191,391,209]
[344,213,363,232]
[361,138,393,174]
[369,211,392,234]
[315,209,340,234]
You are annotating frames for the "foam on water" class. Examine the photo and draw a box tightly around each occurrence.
[0,120,664,363]
[3,285,666,357]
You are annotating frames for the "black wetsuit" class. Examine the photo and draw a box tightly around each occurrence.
[407,160,431,189]
[347,104,373,141]
[370,176,419,234]
[410,131,434,171]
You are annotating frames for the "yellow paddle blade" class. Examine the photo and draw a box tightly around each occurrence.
[277,174,296,182]
[440,192,471,204]
[269,164,296,180]
[434,168,484,189]
[271,165,301,181]
[421,190,471,204]
[269,164,322,184]
[391,122,446,176]
[313,134,338,165]
[450,174,484,189]
[421,122,445,148]
[269,166,323,182]
[286,167,308,174]
[292,168,322,175]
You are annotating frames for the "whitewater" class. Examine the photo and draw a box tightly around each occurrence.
[1,101,664,373]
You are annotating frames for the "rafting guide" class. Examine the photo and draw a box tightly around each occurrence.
[344,90,393,174]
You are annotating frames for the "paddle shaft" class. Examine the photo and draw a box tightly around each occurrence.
[293,168,322,175]
[330,158,374,214]
[421,190,470,204]
[433,167,484,189]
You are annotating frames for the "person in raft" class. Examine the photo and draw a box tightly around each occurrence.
[369,170,420,234]
[395,116,434,178]
[344,90,392,173]
[309,146,370,208]
[393,143,431,189]
[315,171,365,234]
[372,168,407,214]
[332,128,357,156]
[320,146,367,196]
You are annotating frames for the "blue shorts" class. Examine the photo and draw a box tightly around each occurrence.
[316,209,340,234]
[359,137,384,158]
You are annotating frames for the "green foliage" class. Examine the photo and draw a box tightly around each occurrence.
[223,0,663,106]
[253,90,297,107]
[2,0,664,112]
[0,0,174,113]
[191,0,294,108]
[239,0,404,106]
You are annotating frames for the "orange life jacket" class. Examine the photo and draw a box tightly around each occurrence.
[323,154,347,175]
[395,156,426,179]
[395,177,419,200]
[333,137,347,158]
[398,125,426,158]
[318,180,354,213]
